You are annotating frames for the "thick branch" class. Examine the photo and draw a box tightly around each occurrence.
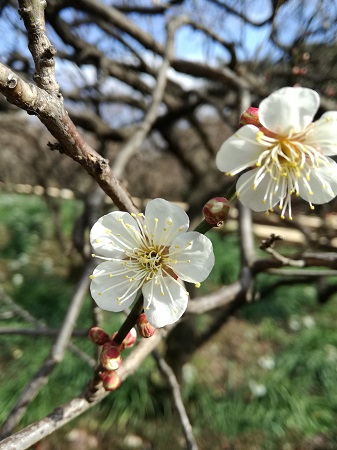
[18,0,60,94]
[0,63,137,213]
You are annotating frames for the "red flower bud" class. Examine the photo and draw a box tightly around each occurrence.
[122,328,137,349]
[136,313,156,338]
[202,197,230,225]
[100,342,122,370]
[110,329,137,350]
[100,370,121,391]
[88,327,110,345]
[239,106,261,128]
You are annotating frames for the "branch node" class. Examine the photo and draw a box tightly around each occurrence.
[50,407,64,422]
[6,74,18,89]
[260,233,283,250]
[47,141,63,153]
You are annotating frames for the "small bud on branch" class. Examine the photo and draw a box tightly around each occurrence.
[88,327,110,345]
[100,370,121,391]
[136,313,156,338]
[100,342,122,371]
[203,197,230,225]
[239,106,261,128]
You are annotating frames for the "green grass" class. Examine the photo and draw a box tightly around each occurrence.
[1,193,337,449]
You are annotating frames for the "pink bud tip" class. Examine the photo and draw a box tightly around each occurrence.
[110,331,118,342]
[122,328,137,349]
[88,327,110,345]
[239,106,261,128]
[100,370,121,391]
[202,197,230,225]
[136,313,156,338]
[100,342,122,370]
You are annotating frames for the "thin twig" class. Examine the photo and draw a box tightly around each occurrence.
[0,288,45,327]
[153,351,198,450]
[112,15,181,178]
[238,203,256,267]
[186,282,242,314]
[267,268,337,277]
[0,327,87,337]
[0,288,93,366]
[260,233,305,267]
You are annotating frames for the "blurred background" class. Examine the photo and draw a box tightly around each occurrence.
[1,0,337,449]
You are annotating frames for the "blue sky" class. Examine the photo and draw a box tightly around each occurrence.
[1,0,336,90]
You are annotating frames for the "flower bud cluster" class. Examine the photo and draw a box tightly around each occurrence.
[88,326,137,391]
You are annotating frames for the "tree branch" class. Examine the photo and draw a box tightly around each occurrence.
[0,328,170,450]
[0,263,94,439]
[112,16,181,178]
[153,351,198,450]
[0,63,137,213]
[18,0,60,94]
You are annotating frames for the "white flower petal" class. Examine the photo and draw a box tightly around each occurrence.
[298,159,337,204]
[259,87,319,135]
[236,169,279,212]
[90,211,140,258]
[90,261,140,312]
[216,125,263,174]
[321,111,337,120]
[145,198,189,245]
[305,112,337,156]
[142,277,188,327]
[169,231,214,283]
[90,199,215,327]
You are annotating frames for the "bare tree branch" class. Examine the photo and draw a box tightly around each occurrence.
[112,16,183,178]
[0,327,88,337]
[0,328,169,450]
[0,288,93,367]
[0,63,137,213]
[153,351,198,450]
[18,0,59,94]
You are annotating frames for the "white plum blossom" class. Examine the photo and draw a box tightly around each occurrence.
[216,87,337,219]
[90,198,214,328]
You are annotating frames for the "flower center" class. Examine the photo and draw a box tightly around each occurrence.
[256,129,327,177]
[123,243,175,282]
[138,248,163,271]
[278,139,301,166]
[237,128,331,220]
